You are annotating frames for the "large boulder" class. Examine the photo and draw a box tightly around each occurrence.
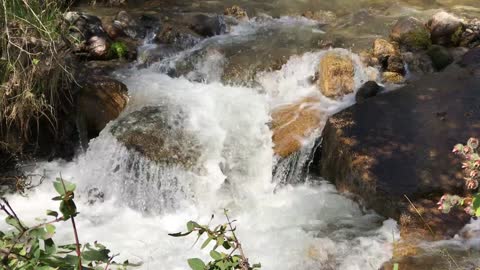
[317,53,355,99]
[390,17,431,50]
[271,98,322,157]
[110,106,202,168]
[427,11,464,47]
[316,67,480,240]
[77,76,129,140]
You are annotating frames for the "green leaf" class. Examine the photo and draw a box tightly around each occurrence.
[187,258,206,270]
[82,247,110,262]
[44,238,56,255]
[46,210,58,218]
[6,216,24,231]
[168,231,193,237]
[210,250,222,261]
[393,263,399,270]
[59,199,77,220]
[201,237,213,249]
[53,179,76,196]
[216,236,224,247]
[32,58,40,65]
[222,240,231,250]
[187,221,197,232]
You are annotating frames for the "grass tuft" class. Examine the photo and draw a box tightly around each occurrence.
[0,0,74,155]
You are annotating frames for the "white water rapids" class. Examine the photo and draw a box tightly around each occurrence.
[3,17,401,269]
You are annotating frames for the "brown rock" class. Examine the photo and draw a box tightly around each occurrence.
[373,38,399,58]
[318,53,355,99]
[382,71,404,84]
[391,17,431,50]
[77,76,129,139]
[224,5,248,20]
[272,98,323,157]
[427,11,464,47]
[387,55,406,74]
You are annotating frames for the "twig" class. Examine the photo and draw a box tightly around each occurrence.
[224,209,249,270]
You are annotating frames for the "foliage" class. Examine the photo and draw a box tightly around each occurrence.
[438,138,480,216]
[0,177,130,269]
[109,41,128,59]
[169,209,261,270]
[0,0,74,154]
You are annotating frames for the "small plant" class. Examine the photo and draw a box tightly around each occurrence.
[0,177,130,269]
[110,41,128,59]
[438,138,480,216]
[169,209,261,270]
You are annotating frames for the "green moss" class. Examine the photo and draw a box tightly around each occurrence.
[109,41,128,59]
[401,29,432,50]
[451,26,463,46]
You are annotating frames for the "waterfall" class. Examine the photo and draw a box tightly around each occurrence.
[1,16,399,270]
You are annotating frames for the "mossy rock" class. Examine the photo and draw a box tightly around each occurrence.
[401,28,432,50]
[427,45,453,71]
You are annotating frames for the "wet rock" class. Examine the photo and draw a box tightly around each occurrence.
[386,55,406,74]
[224,5,248,21]
[103,21,125,40]
[382,71,404,84]
[110,106,201,168]
[427,11,464,47]
[318,53,355,99]
[77,76,129,140]
[402,51,434,74]
[301,10,337,24]
[355,81,383,103]
[427,45,453,71]
[460,18,480,48]
[317,68,480,239]
[155,23,200,50]
[390,17,431,50]
[87,35,110,59]
[271,98,322,157]
[113,11,138,39]
[189,14,227,37]
[372,38,399,59]
[459,47,480,68]
[64,11,112,59]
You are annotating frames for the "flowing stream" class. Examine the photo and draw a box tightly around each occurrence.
[3,3,480,269]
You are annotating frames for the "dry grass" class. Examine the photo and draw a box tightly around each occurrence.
[0,0,74,154]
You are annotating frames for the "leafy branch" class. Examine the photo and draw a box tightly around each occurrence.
[0,177,132,270]
[170,209,261,270]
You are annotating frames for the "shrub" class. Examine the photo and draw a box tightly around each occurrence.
[170,209,261,270]
[438,138,480,216]
[0,177,131,269]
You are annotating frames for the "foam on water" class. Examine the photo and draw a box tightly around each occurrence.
[2,18,398,270]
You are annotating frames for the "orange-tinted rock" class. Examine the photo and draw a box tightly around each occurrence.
[318,53,355,99]
[272,98,323,157]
